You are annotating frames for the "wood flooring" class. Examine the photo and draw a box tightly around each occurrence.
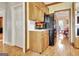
[0,34,79,56]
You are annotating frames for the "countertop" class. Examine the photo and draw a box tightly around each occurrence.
[29,29,48,31]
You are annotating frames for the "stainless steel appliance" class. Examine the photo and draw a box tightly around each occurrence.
[44,14,54,46]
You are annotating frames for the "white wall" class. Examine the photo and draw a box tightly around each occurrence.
[4,3,12,44]
[0,2,6,10]
[0,2,23,45]
[6,2,23,45]
[48,2,72,13]
[0,2,8,44]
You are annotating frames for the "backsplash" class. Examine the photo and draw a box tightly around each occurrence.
[28,20,35,30]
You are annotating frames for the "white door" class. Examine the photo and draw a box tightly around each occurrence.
[14,5,23,48]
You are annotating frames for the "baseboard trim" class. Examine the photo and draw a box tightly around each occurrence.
[25,49,30,52]
[3,41,15,46]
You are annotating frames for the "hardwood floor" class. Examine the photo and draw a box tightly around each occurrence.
[25,37,71,56]
[0,34,79,56]
[25,35,79,56]
[3,45,23,56]
[71,44,79,56]
[0,41,23,56]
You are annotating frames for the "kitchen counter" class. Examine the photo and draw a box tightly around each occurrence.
[29,30,49,53]
[29,29,48,31]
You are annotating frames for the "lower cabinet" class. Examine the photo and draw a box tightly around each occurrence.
[74,37,79,48]
[42,31,49,50]
[29,31,49,53]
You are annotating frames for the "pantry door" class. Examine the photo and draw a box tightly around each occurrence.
[13,4,23,48]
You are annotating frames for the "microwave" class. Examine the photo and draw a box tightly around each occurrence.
[35,21,47,29]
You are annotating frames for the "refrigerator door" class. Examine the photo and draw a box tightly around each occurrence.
[49,30,54,46]
[44,14,54,46]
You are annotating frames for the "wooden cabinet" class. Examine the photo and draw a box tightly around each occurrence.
[42,31,49,50]
[29,31,42,52]
[40,10,44,21]
[29,3,34,20]
[74,37,79,48]
[38,8,44,21]
[29,2,48,21]
[44,6,49,14]
[29,31,49,53]
[29,3,37,20]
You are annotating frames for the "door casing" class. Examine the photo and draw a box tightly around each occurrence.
[11,3,25,53]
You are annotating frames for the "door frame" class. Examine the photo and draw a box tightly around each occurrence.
[0,9,5,45]
[54,9,71,42]
[11,3,25,53]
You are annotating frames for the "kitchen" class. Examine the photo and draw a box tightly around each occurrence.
[25,2,79,56]
[28,2,56,54]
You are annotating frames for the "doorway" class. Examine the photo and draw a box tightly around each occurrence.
[14,5,23,48]
[54,9,71,52]
[54,9,71,41]
[0,17,3,42]
[12,4,25,50]
[0,16,4,52]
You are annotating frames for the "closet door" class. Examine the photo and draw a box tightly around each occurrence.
[14,5,23,48]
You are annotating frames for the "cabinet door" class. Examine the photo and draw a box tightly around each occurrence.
[29,3,37,21]
[42,31,49,50]
[38,9,41,21]
[29,3,34,20]
[29,31,38,51]
[29,31,43,53]
[34,5,44,21]
[45,7,49,14]
[33,6,38,21]
[37,8,44,21]
[40,11,44,21]
[29,3,47,21]
[74,37,79,48]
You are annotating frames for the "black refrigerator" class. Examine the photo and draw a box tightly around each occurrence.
[44,14,54,46]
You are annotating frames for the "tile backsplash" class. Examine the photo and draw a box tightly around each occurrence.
[28,20,35,30]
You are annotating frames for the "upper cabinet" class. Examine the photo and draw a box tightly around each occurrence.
[29,3,35,20]
[29,2,49,21]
